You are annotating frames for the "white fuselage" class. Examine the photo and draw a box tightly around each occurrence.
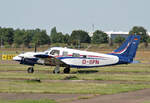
[13,47,119,68]
[49,47,119,68]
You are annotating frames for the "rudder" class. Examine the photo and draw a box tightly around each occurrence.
[110,35,140,63]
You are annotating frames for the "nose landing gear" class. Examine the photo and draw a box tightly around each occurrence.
[27,67,34,73]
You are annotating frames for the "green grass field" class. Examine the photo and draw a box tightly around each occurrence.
[0,50,150,102]
[0,80,150,94]
[144,101,150,103]
[0,63,150,94]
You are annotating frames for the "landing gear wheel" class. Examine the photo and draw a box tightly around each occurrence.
[27,67,34,73]
[63,67,70,74]
[53,70,60,74]
[53,65,60,74]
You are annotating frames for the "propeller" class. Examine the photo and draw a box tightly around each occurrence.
[20,57,25,64]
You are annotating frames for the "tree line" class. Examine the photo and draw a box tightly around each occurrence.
[0,26,149,48]
[0,28,50,48]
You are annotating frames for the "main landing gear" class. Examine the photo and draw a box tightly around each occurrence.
[27,66,70,74]
[53,65,60,74]
[63,67,70,74]
[27,67,34,73]
[53,66,70,74]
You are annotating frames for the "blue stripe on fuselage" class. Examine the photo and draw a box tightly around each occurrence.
[57,56,107,60]
[69,63,119,68]
[57,55,129,68]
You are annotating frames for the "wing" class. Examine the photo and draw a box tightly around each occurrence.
[34,54,68,66]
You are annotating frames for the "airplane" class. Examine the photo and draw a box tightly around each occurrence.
[13,34,140,74]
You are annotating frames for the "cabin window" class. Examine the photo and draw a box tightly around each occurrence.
[83,55,87,58]
[72,53,80,57]
[63,51,68,56]
[50,50,60,56]
[45,52,48,55]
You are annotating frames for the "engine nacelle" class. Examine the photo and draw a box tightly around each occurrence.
[20,58,38,66]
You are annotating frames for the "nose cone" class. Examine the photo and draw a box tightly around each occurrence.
[13,56,21,61]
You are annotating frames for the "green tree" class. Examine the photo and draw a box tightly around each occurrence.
[92,30,108,44]
[0,27,4,47]
[14,29,24,46]
[50,27,58,43]
[63,34,70,44]
[70,30,91,43]
[32,29,50,45]
[147,37,150,43]
[23,30,34,47]
[129,26,148,47]
[56,32,65,43]
[114,36,125,46]
[1,28,14,45]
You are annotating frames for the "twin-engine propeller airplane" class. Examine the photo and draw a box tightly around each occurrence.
[13,35,140,74]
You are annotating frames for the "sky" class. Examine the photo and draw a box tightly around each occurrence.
[0,0,150,34]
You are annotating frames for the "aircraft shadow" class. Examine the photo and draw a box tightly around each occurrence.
[73,70,98,74]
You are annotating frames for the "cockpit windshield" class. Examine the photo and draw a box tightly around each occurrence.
[50,50,60,56]
[44,48,60,56]
[44,48,51,54]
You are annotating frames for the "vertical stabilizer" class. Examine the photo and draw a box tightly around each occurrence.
[110,35,140,63]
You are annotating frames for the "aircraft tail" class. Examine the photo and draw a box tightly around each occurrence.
[110,35,140,63]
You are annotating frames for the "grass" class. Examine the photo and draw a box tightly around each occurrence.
[1,44,150,103]
[0,99,57,103]
[0,50,150,95]
[0,80,149,94]
[1,71,150,82]
[1,62,150,73]
[143,101,150,103]
[98,64,150,73]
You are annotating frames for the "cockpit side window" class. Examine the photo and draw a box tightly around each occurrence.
[50,50,60,56]
[83,55,87,58]
[72,53,80,57]
[45,52,48,55]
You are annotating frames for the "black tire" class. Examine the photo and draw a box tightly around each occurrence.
[63,67,70,74]
[27,67,34,73]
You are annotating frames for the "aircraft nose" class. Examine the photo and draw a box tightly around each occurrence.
[13,56,21,61]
